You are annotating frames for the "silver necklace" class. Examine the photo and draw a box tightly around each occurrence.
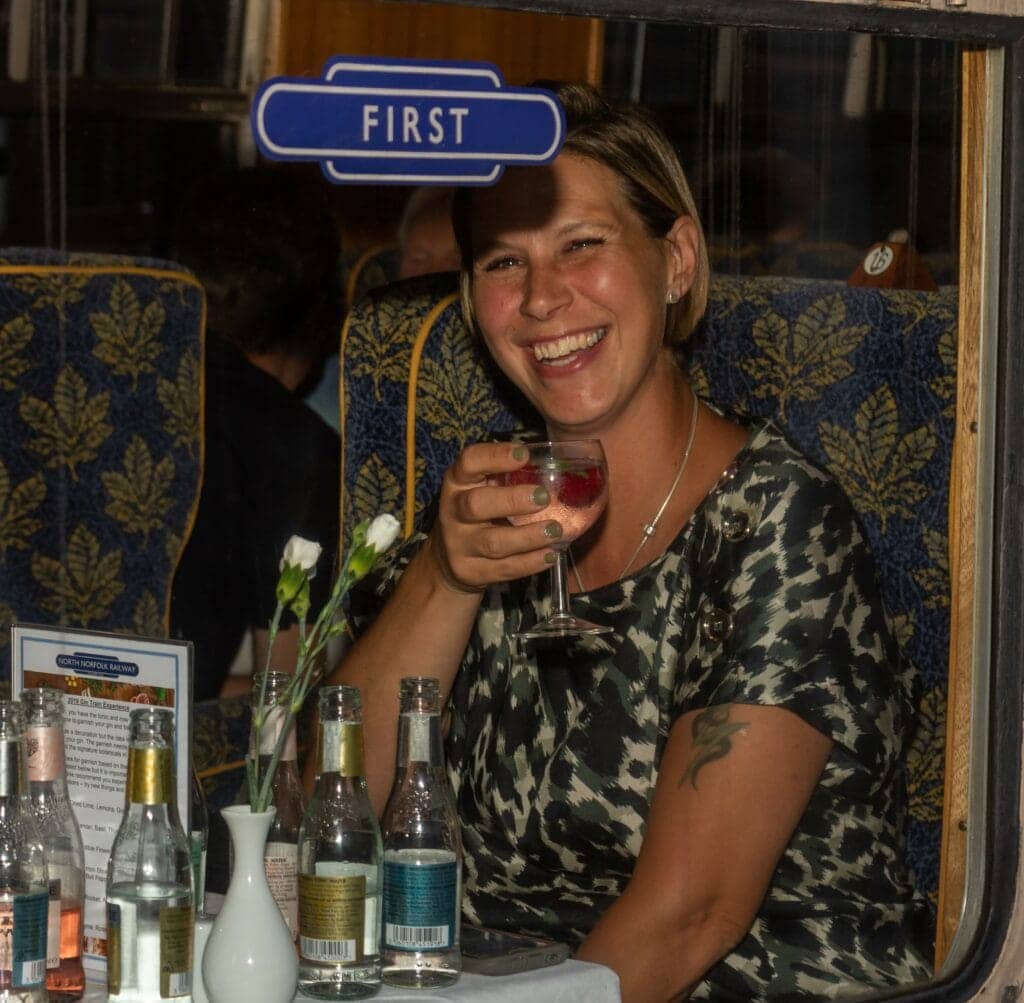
[571,385,700,592]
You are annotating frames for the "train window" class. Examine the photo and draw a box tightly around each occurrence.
[1,2,1021,999]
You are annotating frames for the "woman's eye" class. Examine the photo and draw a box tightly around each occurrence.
[482,255,518,272]
[566,236,604,253]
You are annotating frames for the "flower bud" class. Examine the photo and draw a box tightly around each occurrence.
[279,535,322,576]
[366,514,400,554]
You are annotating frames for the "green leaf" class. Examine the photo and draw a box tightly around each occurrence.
[91,278,165,391]
[19,365,112,479]
[30,523,123,625]
[0,459,47,558]
[0,315,33,391]
[101,436,175,537]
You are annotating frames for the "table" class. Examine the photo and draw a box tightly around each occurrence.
[84,959,619,1002]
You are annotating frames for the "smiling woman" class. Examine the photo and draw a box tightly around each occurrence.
[329,81,933,1002]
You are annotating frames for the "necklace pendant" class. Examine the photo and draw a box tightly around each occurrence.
[642,523,657,537]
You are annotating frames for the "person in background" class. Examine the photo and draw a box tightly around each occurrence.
[304,184,460,432]
[169,166,342,701]
[328,82,931,1000]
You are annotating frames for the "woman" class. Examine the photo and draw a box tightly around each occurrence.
[333,82,931,1000]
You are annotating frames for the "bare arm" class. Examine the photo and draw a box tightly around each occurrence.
[576,703,832,1002]
[314,441,561,811]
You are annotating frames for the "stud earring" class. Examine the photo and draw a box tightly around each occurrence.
[667,291,678,304]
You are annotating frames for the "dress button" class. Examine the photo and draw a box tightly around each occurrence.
[715,462,740,491]
[722,510,752,542]
[701,605,734,644]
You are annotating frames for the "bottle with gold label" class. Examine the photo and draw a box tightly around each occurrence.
[20,687,85,1001]
[105,707,194,1002]
[250,670,305,939]
[0,700,49,1003]
[297,685,382,999]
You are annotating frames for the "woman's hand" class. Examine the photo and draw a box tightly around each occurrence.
[427,441,563,595]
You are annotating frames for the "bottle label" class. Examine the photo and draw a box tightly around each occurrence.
[159,904,193,998]
[126,747,175,805]
[258,706,298,761]
[265,842,298,937]
[106,903,121,994]
[46,878,61,969]
[0,891,48,988]
[383,860,457,950]
[403,713,434,762]
[320,721,364,777]
[25,724,65,782]
[298,874,365,963]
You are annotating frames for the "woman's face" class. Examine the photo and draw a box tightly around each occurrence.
[468,153,697,436]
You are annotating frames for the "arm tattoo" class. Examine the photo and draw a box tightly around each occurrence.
[680,704,749,790]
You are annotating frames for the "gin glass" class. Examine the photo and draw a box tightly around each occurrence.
[502,439,611,639]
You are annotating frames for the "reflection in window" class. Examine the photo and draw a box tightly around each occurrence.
[604,25,960,284]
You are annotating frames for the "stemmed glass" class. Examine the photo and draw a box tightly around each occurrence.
[501,439,611,639]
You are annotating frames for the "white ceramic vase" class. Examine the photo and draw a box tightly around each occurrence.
[201,805,298,1003]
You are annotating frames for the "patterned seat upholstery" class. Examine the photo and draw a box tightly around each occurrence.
[0,247,203,646]
[340,270,956,929]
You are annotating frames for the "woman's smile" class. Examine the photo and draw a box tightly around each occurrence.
[530,326,609,366]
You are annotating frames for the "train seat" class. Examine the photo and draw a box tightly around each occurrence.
[0,247,204,654]
[339,269,957,929]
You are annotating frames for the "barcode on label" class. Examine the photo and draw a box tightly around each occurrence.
[166,971,191,997]
[300,937,357,962]
[385,923,450,949]
[18,959,45,986]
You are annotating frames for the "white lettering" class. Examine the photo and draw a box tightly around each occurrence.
[386,105,395,143]
[428,107,444,145]
[403,106,422,144]
[362,105,379,143]
[449,107,469,145]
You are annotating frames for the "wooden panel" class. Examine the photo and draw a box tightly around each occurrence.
[279,0,603,85]
[934,45,985,971]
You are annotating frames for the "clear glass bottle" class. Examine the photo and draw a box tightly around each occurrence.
[188,767,208,917]
[252,670,305,939]
[380,677,461,989]
[21,688,85,1001]
[0,700,49,1003]
[105,706,194,1001]
[297,685,382,1000]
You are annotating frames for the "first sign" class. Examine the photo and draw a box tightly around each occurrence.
[252,56,566,185]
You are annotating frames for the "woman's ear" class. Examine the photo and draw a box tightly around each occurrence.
[664,215,700,301]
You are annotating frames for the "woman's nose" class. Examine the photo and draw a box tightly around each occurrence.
[521,264,571,319]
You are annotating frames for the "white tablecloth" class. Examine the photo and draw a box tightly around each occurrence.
[84,959,619,1002]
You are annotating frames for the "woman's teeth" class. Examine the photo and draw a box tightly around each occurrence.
[533,328,607,364]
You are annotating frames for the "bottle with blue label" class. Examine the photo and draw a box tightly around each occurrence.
[381,677,461,989]
[0,699,49,1003]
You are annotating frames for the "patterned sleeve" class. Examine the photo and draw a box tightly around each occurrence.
[345,529,427,638]
[679,444,918,785]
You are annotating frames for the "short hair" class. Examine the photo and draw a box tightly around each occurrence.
[398,186,455,248]
[453,81,709,346]
[170,166,342,362]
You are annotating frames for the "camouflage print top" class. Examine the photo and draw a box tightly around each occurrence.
[352,424,933,1000]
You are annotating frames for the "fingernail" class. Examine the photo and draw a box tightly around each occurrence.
[513,446,527,461]
[533,486,549,506]
[544,521,562,539]
[544,551,557,564]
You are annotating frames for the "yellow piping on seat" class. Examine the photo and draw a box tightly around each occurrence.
[405,293,461,538]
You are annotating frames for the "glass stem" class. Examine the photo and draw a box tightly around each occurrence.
[550,551,572,619]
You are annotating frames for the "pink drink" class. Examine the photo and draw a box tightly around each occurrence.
[504,458,607,547]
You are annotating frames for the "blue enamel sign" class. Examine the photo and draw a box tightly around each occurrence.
[252,56,566,185]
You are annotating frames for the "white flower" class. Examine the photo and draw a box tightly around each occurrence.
[279,535,322,575]
[365,514,400,553]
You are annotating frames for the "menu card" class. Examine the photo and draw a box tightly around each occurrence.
[9,622,192,982]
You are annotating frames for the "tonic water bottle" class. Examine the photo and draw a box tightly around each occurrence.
[380,677,461,989]
[252,670,305,938]
[297,685,382,999]
[105,707,194,1001]
[21,688,85,1000]
[0,700,48,1003]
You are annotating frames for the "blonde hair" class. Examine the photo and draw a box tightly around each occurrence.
[453,81,709,346]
